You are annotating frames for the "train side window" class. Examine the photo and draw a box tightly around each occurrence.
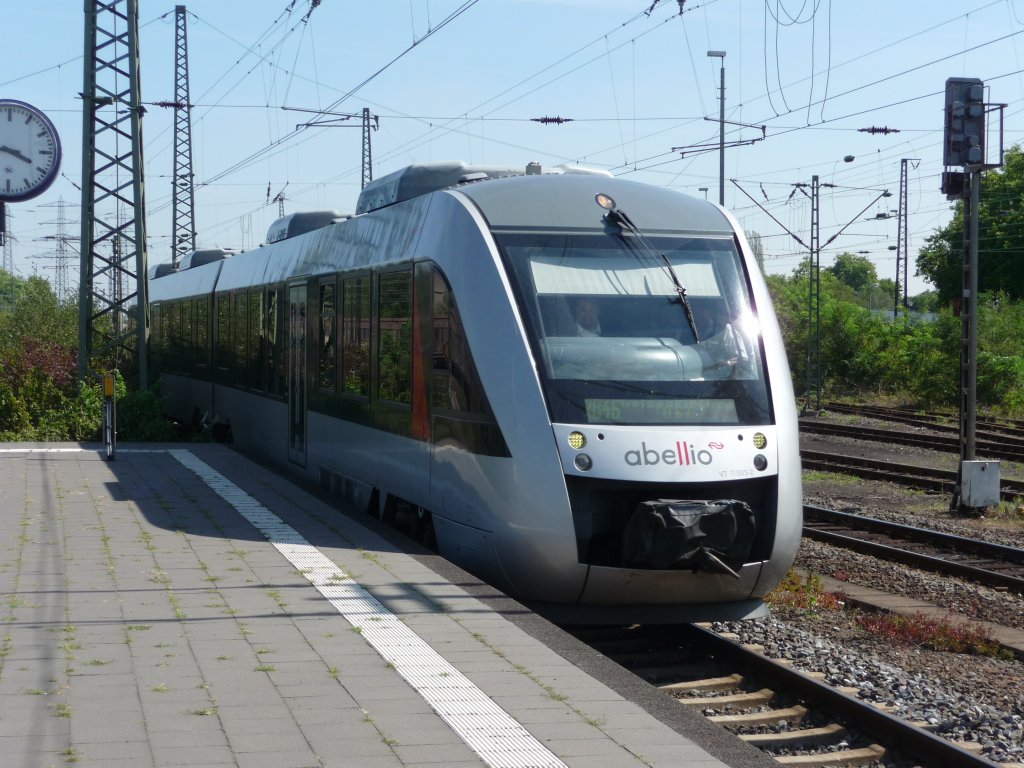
[341,275,370,397]
[195,296,210,375]
[318,278,337,392]
[232,290,248,388]
[430,269,494,416]
[181,298,193,373]
[248,291,263,390]
[176,300,186,373]
[166,300,179,373]
[377,269,412,404]
[266,286,285,396]
[215,292,231,379]
[167,301,177,372]
[151,303,162,378]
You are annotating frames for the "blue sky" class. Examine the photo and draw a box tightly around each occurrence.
[3,0,1023,297]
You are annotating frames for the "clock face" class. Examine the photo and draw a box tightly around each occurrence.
[0,99,62,203]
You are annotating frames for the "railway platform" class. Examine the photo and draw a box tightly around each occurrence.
[0,443,775,768]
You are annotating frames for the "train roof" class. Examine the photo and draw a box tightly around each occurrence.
[265,209,350,244]
[179,248,237,270]
[357,160,733,235]
[356,160,610,215]
[147,262,178,280]
[457,173,734,236]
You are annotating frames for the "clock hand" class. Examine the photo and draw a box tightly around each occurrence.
[0,145,32,164]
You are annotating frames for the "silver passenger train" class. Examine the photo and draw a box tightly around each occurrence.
[149,161,802,623]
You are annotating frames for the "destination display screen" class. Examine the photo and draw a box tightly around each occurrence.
[585,398,738,425]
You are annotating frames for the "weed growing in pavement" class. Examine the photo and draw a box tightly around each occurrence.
[856,611,1011,658]
[766,571,846,616]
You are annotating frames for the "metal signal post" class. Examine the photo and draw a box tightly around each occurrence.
[942,77,1006,513]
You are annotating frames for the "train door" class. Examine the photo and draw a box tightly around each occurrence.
[287,280,307,466]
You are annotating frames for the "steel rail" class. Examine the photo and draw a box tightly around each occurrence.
[800,420,1024,462]
[821,402,1024,443]
[800,449,1024,501]
[803,504,1024,593]
[683,623,1002,768]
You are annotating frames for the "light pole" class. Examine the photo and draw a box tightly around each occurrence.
[831,154,855,183]
[707,50,726,206]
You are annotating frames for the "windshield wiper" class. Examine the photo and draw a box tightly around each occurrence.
[599,199,701,343]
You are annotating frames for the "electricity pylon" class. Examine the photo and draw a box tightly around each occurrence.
[79,0,149,388]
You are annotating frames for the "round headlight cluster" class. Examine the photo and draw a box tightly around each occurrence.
[568,432,592,471]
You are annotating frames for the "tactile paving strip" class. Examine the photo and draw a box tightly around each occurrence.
[170,449,569,768]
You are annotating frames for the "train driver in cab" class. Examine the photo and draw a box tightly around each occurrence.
[574,297,602,337]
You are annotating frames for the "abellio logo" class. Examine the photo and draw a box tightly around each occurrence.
[624,440,718,467]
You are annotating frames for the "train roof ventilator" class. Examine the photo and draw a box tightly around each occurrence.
[356,160,612,214]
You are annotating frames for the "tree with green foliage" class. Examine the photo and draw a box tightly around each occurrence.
[767,255,1024,414]
[917,145,1024,304]
[826,252,878,293]
[0,274,80,438]
[0,270,175,442]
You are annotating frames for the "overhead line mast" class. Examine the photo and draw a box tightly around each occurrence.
[79,0,149,389]
[170,5,196,268]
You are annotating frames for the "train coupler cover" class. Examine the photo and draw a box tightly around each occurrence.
[621,499,756,577]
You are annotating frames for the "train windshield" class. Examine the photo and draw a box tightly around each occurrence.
[497,231,771,426]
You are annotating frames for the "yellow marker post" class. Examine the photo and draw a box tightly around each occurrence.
[102,373,116,460]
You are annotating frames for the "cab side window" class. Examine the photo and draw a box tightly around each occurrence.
[431,269,493,416]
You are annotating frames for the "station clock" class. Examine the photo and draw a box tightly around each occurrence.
[0,99,62,202]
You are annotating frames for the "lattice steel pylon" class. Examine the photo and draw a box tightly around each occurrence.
[893,158,911,320]
[171,5,195,267]
[78,0,149,389]
[803,175,822,414]
[38,199,79,300]
[361,107,377,189]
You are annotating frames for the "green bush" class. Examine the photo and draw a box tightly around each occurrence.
[116,386,177,442]
[768,263,1024,413]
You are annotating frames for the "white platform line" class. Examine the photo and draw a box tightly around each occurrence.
[0,447,87,453]
[170,449,569,768]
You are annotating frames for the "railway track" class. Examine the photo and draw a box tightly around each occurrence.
[569,622,1003,767]
[800,449,1024,502]
[821,402,1024,442]
[800,419,1024,464]
[802,504,1024,594]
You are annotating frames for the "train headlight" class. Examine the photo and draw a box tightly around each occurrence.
[574,453,593,471]
[753,454,768,471]
[567,431,586,449]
